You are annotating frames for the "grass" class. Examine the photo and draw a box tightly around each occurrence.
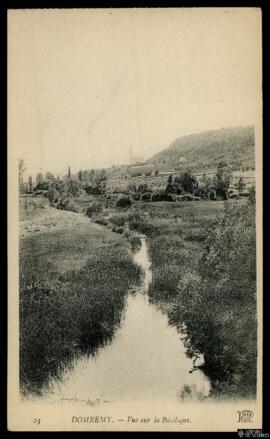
[20,193,256,399]
[102,200,225,299]
[89,196,256,398]
[20,206,141,396]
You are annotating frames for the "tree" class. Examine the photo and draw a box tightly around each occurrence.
[235,177,245,192]
[78,170,82,182]
[249,186,255,204]
[36,173,44,185]
[68,166,71,179]
[19,159,27,193]
[175,170,198,193]
[167,174,173,184]
[212,162,232,200]
[66,179,81,197]
[45,172,54,181]
[28,176,33,193]
[19,159,26,185]
[195,174,213,198]
[99,169,107,181]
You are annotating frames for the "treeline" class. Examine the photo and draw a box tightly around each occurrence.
[125,162,250,204]
[19,158,253,213]
[165,162,247,200]
[19,162,108,210]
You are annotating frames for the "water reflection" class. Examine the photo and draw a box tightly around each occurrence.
[43,237,210,404]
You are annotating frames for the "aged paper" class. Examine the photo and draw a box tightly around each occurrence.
[8,8,263,432]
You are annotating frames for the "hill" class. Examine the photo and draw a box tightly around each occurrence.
[146,126,255,172]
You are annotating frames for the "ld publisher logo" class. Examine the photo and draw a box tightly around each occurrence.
[237,410,254,423]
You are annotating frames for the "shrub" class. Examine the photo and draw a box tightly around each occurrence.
[178,193,193,201]
[131,192,140,201]
[93,217,108,226]
[116,195,132,208]
[128,218,159,237]
[85,202,103,218]
[122,230,142,252]
[185,229,207,242]
[112,226,124,234]
[166,182,183,194]
[141,192,152,201]
[209,190,217,200]
[149,263,181,297]
[109,214,126,227]
[33,190,46,196]
[151,191,174,202]
[169,200,256,398]
[57,198,78,212]
[174,171,198,193]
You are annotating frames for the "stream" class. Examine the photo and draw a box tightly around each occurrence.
[43,236,210,405]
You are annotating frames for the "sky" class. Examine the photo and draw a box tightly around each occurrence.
[9,8,261,178]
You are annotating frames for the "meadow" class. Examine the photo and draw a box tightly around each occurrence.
[19,206,141,395]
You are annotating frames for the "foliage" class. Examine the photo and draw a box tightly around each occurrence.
[235,176,246,192]
[36,173,44,186]
[141,192,152,201]
[151,190,174,202]
[212,161,232,200]
[122,229,142,252]
[93,217,109,226]
[195,174,213,198]
[174,170,199,194]
[116,195,132,208]
[109,214,126,227]
[45,172,54,181]
[165,182,183,194]
[57,198,77,212]
[85,202,103,218]
[127,183,152,201]
[169,199,256,397]
[28,176,33,193]
[82,169,107,195]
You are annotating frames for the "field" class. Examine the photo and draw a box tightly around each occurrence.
[19,204,141,395]
[20,204,124,273]
[106,169,255,193]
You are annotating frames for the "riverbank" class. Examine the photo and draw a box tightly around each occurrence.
[87,197,256,398]
[20,207,141,395]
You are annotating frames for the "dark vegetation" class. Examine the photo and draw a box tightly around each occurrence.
[169,198,256,398]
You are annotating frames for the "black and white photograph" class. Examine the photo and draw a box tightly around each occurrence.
[8,7,262,431]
